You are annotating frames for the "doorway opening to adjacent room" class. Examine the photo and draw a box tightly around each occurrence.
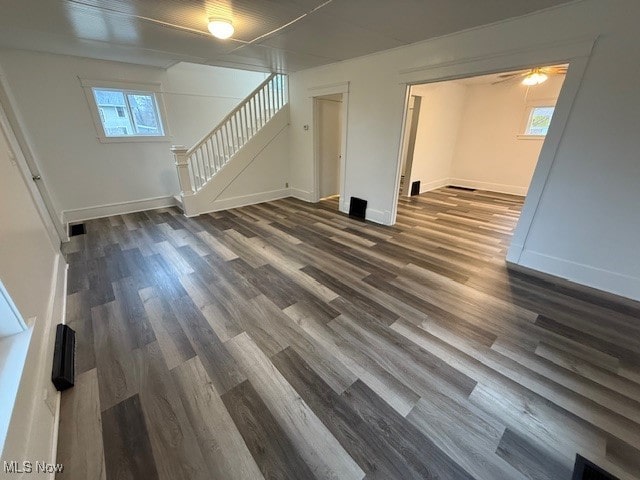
[396,64,568,251]
[313,93,346,209]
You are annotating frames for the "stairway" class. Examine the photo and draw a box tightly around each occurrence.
[171,73,288,216]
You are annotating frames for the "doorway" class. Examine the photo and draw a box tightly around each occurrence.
[314,93,344,206]
[397,64,568,210]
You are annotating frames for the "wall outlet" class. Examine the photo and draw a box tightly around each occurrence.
[285,182,289,188]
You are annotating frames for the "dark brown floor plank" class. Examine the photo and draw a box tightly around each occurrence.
[221,380,318,480]
[113,276,156,349]
[496,428,573,480]
[170,295,246,395]
[272,347,426,479]
[65,290,96,374]
[134,342,210,480]
[91,301,139,412]
[344,380,475,480]
[101,395,159,480]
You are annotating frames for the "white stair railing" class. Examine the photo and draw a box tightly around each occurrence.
[171,73,288,198]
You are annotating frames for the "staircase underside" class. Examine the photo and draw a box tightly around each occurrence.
[180,105,290,217]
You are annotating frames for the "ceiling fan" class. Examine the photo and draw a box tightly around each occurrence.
[492,66,568,85]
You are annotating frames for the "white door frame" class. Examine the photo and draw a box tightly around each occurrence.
[309,82,349,210]
[399,95,422,197]
[0,67,66,245]
[390,37,597,263]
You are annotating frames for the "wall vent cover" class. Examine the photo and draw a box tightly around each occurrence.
[410,181,420,196]
[69,223,86,237]
[349,197,367,220]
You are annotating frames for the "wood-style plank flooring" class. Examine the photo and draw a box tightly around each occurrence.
[57,187,640,479]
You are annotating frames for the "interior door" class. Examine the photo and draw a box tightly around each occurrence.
[318,97,342,199]
[0,73,64,244]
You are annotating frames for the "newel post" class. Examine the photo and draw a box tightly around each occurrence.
[171,145,193,197]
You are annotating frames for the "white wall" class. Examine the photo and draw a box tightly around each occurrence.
[0,50,267,222]
[409,82,467,193]
[288,0,640,301]
[0,132,57,331]
[0,112,64,470]
[214,126,291,209]
[406,74,564,196]
[163,62,268,148]
[450,75,565,195]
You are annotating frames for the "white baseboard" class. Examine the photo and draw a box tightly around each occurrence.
[419,178,450,194]
[515,249,640,303]
[47,260,66,478]
[506,242,524,263]
[289,188,314,202]
[448,178,528,196]
[410,177,527,196]
[207,188,291,213]
[62,195,178,224]
[366,208,392,225]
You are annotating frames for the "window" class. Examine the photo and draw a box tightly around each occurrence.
[524,106,555,136]
[81,79,170,142]
[92,88,164,137]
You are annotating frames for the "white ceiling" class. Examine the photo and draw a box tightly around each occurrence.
[0,0,578,73]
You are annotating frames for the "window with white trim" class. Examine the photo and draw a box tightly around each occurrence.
[524,106,555,136]
[92,88,164,138]
[81,79,170,143]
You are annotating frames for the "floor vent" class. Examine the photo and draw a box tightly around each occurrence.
[349,197,367,220]
[572,455,619,480]
[69,223,86,237]
[448,185,476,192]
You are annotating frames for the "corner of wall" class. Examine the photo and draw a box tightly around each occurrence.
[419,178,450,194]
[365,208,393,226]
[289,188,314,202]
[513,249,640,303]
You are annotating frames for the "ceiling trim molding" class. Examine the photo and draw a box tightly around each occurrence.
[79,77,163,92]
[307,81,350,97]
[397,35,597,85]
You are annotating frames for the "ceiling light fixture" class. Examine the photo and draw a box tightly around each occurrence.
[522,70,548,86]
[208,18,234,39]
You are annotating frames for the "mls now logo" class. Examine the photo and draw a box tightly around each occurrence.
[4,461,64,474]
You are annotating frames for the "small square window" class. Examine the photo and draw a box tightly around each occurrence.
[525,106,555,136]
[91,87,165,138]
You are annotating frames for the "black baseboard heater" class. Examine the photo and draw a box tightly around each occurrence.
[51,324,75,392]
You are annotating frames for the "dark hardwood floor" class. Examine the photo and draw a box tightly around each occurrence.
[56,187,640,480]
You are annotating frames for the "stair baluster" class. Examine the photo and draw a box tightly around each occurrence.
[171,73,288,200]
